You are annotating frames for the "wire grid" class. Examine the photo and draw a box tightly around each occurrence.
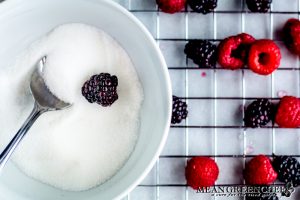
[114,0,300,199]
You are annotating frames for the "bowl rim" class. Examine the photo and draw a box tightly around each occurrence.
[106,1,172,198]
[0,0,172,199]
[109,1,172,198]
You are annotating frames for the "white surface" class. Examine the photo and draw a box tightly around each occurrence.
[119,0,300,199]
[0,23,143,191]
[0,0,171,199]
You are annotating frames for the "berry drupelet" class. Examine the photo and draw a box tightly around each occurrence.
[184,40,217,68]
[82,73,118,107]
[246,0,272,13]
[273,155,300,187]
[188,0,217,14]
[244,99,274,128]
[172,96,188,124]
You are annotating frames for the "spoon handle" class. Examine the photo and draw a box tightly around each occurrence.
[0,103,44,171]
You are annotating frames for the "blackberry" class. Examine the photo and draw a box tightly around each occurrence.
[172,96,188,124]
[184,40,217,68]
[188,0,217,14]
[246,0,272,13]
[273,155,300,187]
[81,73,118,107]
[244,99,274,128]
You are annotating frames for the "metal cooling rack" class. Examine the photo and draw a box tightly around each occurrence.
[113,0,300,199]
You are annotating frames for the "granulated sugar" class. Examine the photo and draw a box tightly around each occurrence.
[0,23,143,191]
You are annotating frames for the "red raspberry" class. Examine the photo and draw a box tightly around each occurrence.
[185,157,219,190]
[244,155,277,185]
[248,39,281,75]
[283,18,300,56]
[218,33,255,70]
[156,0,186,14]
[275,96,300,128]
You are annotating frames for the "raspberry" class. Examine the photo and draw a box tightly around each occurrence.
[248,39,281,75]
[187,0,217,14]
[273,155,300,187]
[275,96,300,128]
[244,99,275,128]
[156,0,186,14]
[218,33,255,70]
[244,155,277,185]
[185,157,219,189]
[172,96,188,124]
[184,40,217,68]
[81,73,118,107]
[283,18,300,56]
[246,0,272,13]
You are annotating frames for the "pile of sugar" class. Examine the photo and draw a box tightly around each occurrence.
[0,23,143,191]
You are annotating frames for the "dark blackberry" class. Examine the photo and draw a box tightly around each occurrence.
[81,73,118,107]
[184,40,217,68]
[246,0,272,13]
[188,0,217,14]
[244,99,274,128]
[172,96,188,124]
[273,155,300,187]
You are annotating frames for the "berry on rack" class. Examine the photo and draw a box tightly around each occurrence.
[172,96,188,124]
[246,0,272,13]
[273,155,300,187]
[244,155,277,185]
[283,18,300,56]
[244,99,274,128]
[81,73,118,107]
[187,0,217,14]
[184,40,217,68]
[185,157,219,189]
[248,39,281,75]
[218,33,255,70]
[275,96,300,128]
[156,0,186,14]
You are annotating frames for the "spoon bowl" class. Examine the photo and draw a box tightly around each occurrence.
[0,56,71,171]
[30,56,71,110]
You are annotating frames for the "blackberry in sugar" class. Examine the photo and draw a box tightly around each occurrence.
[82,73,118,107]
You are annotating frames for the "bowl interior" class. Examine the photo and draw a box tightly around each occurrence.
[0,0,171,199]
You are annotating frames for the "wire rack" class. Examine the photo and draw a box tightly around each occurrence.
[112,0,300,199]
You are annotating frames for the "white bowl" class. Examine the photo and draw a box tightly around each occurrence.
[0,0,172,199]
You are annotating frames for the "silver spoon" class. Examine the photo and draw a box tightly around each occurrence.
[0,56,71,171]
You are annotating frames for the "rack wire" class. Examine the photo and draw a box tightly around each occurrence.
[117,0,300,199]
